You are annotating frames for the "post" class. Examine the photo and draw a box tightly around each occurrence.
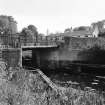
[36,51,40,68]
[32,49,40,68]
[19,48,22,67]
[77,66,81,73]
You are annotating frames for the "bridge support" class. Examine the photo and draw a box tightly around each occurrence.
[32,49,40,68]
[77,66,82,73]
[19,48,22,67]
[2,48,21,68]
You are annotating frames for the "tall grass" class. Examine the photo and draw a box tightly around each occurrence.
[0,62,104,105]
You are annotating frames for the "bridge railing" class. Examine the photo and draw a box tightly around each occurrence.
[34,40,57,46]
[21,41,57,47]
[0,35,21,48]
[0,34,58,49]
[20,38,57,47]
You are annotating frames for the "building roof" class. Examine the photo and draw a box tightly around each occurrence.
[62,30,93,37]
[46,30,93,38]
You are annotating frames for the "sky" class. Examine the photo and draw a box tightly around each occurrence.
[0,0,105,34]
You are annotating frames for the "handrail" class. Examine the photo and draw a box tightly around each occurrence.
[0,34,58,48]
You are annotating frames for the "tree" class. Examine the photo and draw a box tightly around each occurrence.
[0,19,8,34]
[91,20,105,33]
[78,26,86,31]
[73,26,89,31]
[28,25,38,42]
[20,27,36,45]
[64,27,72,33]
[0,15,17,35]
[64,28,71,33]
[28,25,38,36]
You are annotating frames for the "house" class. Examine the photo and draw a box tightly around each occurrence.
[63,30,93,38]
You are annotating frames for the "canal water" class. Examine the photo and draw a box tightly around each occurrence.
[22,50,105,92]
[45,70,105,92]
[23,58,105,92]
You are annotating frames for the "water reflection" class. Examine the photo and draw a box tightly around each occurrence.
[47,71,105,92]
[23,56,105,92]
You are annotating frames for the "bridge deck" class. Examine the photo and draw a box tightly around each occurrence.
[22,45,58,49]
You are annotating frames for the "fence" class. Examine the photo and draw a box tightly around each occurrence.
[0,35,21,48]
[0,34,57,49]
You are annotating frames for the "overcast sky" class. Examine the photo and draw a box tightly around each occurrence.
[0,0,105,34]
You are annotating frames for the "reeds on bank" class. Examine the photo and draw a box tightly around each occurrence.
[0,61,104,105]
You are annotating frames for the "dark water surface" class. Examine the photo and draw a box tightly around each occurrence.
[22,54,105,92]
[45,70,105,92]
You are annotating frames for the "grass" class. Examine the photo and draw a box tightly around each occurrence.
[0,61,104,105]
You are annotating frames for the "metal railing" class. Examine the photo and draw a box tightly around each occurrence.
[0,34,58,49]
[0,35,21,48]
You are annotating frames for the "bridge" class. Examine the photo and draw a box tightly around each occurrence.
[22,43,58,49]
[0,34,58,49]
[0,34,59,67]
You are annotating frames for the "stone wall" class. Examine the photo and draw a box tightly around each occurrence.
[64,37,105,50]
[2,49,21,67]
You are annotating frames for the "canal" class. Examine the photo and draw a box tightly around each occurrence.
[45,70,105,92]
[22,50,105,92]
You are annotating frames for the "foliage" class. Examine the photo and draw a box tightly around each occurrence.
[99,32,105,37]
[92,21,104,33]
[20,27,34,44]
[73,26,91,32]
[0,15,17,35]
[20,25,38,44]
[0,61,104,105]
[64,28,72,33]
[28,25,38,36]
